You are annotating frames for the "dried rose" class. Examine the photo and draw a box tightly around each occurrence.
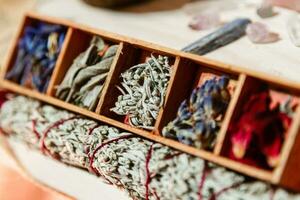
[229,89,293,168]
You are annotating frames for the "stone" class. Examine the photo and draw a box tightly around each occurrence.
[188,13,221,31]
[257,0,276,18]
[246,22,280,44]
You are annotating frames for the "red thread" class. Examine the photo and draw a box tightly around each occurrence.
[84,124,101,155]
[98,45,109,57]
[32,120,41,140]
[198,161,209,200]
[40,116,79,157]
[209,181,244,200]
[124,115,130,125]
[145,144,154,200]
[89,134,136,184]
[0,90,10,108]
[88,124,100,135]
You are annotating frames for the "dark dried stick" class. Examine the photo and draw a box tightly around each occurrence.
[182,18,251,55]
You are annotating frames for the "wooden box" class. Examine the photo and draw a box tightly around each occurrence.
[2,12,300,192]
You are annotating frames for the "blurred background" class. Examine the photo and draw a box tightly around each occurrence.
[0,0,300,199]
[1,0,300,82]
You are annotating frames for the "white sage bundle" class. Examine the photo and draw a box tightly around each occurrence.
[0,95,299,200]
[111,55,171,130]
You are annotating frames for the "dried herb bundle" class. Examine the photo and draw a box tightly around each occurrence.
[0,95,299,200]
[56,36,118,111]
[111,55,171,130]
[163,76,231,150]
[6,23,66,93]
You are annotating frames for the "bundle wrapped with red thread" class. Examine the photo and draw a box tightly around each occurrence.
[1,94,299,200]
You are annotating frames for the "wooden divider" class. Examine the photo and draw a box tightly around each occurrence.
[95,42,125,113]
[96,43,139,121]
[273,106,300,190]
[46,27,74,96]
[214,74,246,155]
[1,15,70,94]
[0,15,28,79]
[3,11,300,191]
[154,56,181,135]
[97,42,177,131]
[154,58,240,139]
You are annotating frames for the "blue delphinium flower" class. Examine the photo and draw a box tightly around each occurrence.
[6,22,66,93]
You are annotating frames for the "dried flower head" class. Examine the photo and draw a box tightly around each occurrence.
[229,89,294,168]
[163,75,231,150]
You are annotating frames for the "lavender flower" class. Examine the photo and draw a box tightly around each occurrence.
[162,76,231,150]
